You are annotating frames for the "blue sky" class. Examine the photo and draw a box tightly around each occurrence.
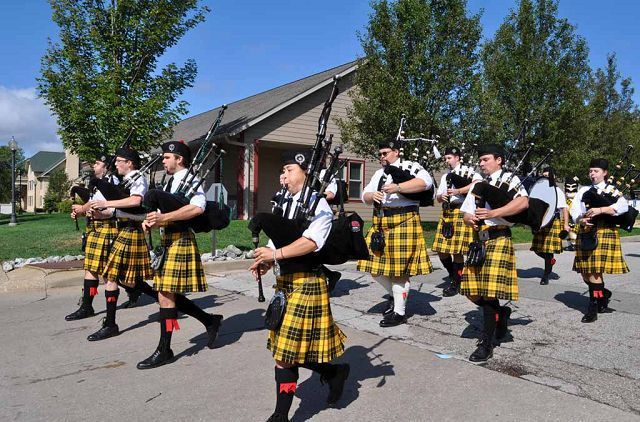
[0,0,637,156]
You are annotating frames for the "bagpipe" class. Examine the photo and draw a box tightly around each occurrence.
[248,77,369,272]
[583,145,639,232]
[469,121,557,232]
[381,115,440,207]
[142,105,231,233]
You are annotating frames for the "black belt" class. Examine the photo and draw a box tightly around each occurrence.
[381,205,419,217]
[448,203,462,210]
[163,225,190,235]
[487,227,511,239]
[117,220,143,229]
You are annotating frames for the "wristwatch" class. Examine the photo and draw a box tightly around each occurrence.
[397,184,402,193]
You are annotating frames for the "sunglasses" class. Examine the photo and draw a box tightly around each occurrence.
[378,151,393,158]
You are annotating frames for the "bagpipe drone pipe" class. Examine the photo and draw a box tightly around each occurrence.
[248,77,369,266]
[142,106,231,233]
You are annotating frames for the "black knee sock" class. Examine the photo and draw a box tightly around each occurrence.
[175,294,213,326]
[588,282,604,301]
[543,253,553,276]
[275,366,299,417]
[484,298,501,312]
[300,362,336,378]
[83,279,99,307]
[482,304,498,339]
[105,289,119,326]
[158,307,179,350]
[135,279,159,301]
[440,256,454,278]
[452,261,464,283]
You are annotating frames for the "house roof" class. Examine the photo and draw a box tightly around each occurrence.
[27,151,65,174]
[169,60,358,144]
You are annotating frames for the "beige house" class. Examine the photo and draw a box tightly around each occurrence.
[169,61,440,222]
[24,150,80,212]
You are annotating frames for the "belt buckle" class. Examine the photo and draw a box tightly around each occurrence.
[478,229,490,241]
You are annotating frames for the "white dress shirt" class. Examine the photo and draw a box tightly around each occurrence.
[569,181,628,223]
[437,164,482,205]
[361,159,433,207]
[163,168,207,211]
[115,170,148,220]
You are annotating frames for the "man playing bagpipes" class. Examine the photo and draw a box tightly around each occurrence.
[530,166,571,285]
[563,177,580,251]
[251,150,349,422]
[137,140,223,369]
[570,158,629,323]
[357,138,434,328]
[460,144,529,362]
[432,146,482,297]
[85,147,153,341]
[65,154,120,321]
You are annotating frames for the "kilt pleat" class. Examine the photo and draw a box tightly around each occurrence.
[573,223,629,274]
[268,272,346,364]
[84,219,119,274]
[431,208,474,255]
[153,230,207,293]
[461,234,518,301]
[357,211,433,277]
[531,217,563,254]
[102,226,152,286]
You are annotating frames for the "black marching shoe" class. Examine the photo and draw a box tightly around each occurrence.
[266,413,289,422]
[324,363,350,407]
[540,275,549,285]
[65,306,95,321]
[469,335,494,362]
[206,314,223,349]
[120,291,141,309]
[495,306,512,339]
[379,312,406,327]
[442,280,460,297]
[136,346,174,370]
[87,318,119,341]
[326,270,342,294]
[382,299,394,317]
[581,300,599,323]
[598,289,613,313]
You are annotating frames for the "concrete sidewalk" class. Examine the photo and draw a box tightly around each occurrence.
[0,284,638,421]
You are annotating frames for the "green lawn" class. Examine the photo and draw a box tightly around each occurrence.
[2,213,639,261]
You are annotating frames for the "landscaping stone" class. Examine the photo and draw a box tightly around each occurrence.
[2,261,14,272]
[62,255,76,262]
[245,250,255,259]
[225,245,243,256]
[47,256,61,263]
[201,252,212,262]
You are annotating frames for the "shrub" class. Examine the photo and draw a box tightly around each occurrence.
[57,199,74,213]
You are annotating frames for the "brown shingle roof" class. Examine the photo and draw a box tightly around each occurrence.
[169,60,358,143]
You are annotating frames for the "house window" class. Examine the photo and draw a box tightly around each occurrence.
[28,197,32,207]
[345,160,364,200]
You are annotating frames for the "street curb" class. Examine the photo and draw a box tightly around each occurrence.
[2,235,640,293]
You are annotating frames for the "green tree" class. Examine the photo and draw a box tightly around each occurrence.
[338,0,482,159]
[0,146,26,203]
[477,0,591,175]
[47,169,72,204]
[38,0,209,160]
[579,54,640,181]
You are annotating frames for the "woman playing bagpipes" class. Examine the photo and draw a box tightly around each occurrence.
[251,150,349,422]
[569,158,629,323]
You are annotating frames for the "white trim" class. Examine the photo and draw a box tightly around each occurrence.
[227,64,358,137]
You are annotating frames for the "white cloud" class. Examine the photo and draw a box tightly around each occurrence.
[0,86,62,158]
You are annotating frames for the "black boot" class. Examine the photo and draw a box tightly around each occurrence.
[66,279,99,321]
[205,314,223,349]
[382,298,394,317]
[469,333,494,362]
[379,312,406,327]
[540,274,549,285]
[120,283,141,309]
[87,317,120,341]
[266,413,289,422]
[581,299,599,323]
[137,308,177,369]
[443,262,462,297]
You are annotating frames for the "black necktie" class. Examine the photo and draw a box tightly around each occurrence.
[164,176,174,192]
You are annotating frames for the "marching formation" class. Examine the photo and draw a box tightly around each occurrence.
[64,77,636,422]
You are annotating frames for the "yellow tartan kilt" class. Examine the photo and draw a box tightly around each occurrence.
[573,223,629,274]
[461,234,518,301]
[84,219,119,274]
[531,217,563,254]
[268,272,346,364]
[357,211,433,277]
[102,227,153,286]
[153,230,207,293]
[431,208,474,255]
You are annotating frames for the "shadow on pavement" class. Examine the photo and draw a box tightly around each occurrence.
[331,277,368,298]
[292,339,395,422]
[517,267,544,279]
[555,290,588,312]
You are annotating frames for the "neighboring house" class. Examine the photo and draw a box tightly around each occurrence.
[24,150,80,212]
[169,60,440,221]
